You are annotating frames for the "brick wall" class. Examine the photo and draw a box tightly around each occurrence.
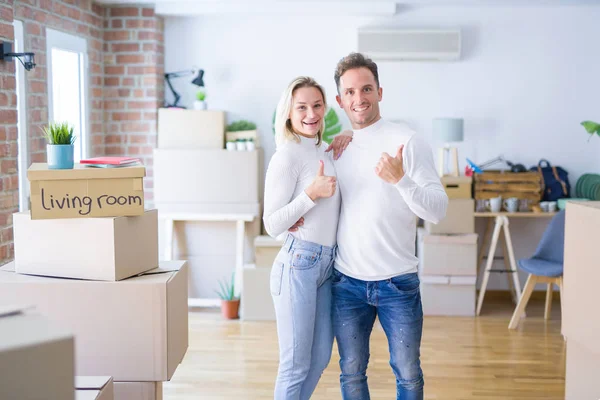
[0,0,17,262]
[104,6,164,204]
[15,0,105,162]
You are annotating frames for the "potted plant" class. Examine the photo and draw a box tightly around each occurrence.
[581,120,600,141]
[43,122,76,169]
[226,120,258,147]
[193,89,207,110]
[216,272,240,319]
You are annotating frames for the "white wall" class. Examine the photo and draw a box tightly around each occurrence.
[164,5,600,296]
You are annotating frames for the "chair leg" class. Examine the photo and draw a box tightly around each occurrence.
[544,283,553,320]
[558,276,565,340]
[509,274,537,330]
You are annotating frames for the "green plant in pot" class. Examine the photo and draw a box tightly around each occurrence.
[581,121,600,141]
[193,89,207,110]
[43,122,76,169]
[227,120,257,132]
[215,272,240,319]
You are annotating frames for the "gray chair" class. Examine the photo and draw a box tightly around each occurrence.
[508,210,565,329]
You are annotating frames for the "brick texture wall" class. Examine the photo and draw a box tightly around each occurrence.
[0,2,165,265]
[15,0,105,162]
[0,0,17,262]
[104,6,164,204]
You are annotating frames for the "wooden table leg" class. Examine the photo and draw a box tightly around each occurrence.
[234,219,246,299]
[164,218,174,261]
[477,216,503,316]
[501,216,522,304]
[500,230,516,298]
[477,218,493,285]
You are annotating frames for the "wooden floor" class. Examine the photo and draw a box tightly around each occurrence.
[163,298,565,400]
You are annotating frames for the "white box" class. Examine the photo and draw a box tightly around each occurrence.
[242,265,275,321]
[158,108,225,149]
[114,382,162,400]
[425,199,474,234]
[14,210,158,281]
[254,235,284,268]
[154,149,260,210]
[418,230,478,276]
[75,376,114,400]
[0,261,189,382]
[0,306,75,400]
[565,339,600,400]
[420,275,476,316]
[563,201,600,348]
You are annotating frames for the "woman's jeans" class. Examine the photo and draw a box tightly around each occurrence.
[270,234,336,400]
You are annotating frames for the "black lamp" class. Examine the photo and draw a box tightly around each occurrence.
[0,42,36,71]
[164,68,205,108]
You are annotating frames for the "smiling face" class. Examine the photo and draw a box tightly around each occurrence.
[336,67,383,130]
[289,86,325,138]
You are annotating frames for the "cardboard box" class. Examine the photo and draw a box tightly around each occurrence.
[158,108,225,149]
[441,176,472,199]
[14,210,158,281]
[563,201,600,349]
[565,338,600,400]
[418,229,478,276]
[114,382,162,400]
[28,163,145,220]
[0,261,189,382]
[0,306,75,400]
[424,199,474,234]
[154,148,260,207]
[75,376,114,400]
[225,130,260,147]
[254,235,284,268]
[242,265,275,321]
[420,275,476,316]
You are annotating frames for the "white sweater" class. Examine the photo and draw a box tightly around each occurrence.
[263,135,341,247]
[334,119,448,280]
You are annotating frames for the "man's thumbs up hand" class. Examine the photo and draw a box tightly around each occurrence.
[375,144,405,184]
[305,160,337,201]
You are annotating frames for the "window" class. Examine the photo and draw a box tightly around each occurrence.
[46,28,89,163]
[14,20,28,211]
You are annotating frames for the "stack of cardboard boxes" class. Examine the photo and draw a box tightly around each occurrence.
[241,235,284,320]
[417,176,478,316]
[154,109,261,216]
[0,162,189,400]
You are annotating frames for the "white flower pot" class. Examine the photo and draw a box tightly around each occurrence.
[246,141,255,151]
[193,101,207,110]
[236,141,246,151]
[226,142,236,151]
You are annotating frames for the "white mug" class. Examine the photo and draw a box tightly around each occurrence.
[503,197,519,213]
[485,196,502,213]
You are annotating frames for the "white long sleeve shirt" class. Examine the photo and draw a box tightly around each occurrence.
[263,135,341,247]
[334,118,448,280]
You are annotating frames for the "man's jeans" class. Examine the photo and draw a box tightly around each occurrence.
[270,234,336,400]
[332,268,424,400]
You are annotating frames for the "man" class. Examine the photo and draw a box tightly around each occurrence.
[328,52,447,399]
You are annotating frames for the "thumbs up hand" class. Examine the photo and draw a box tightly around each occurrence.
[305,160,337,201]
[374,145,405,184]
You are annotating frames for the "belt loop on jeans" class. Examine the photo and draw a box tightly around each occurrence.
[283,234,295,253]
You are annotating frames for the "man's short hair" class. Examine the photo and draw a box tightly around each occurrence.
[334,52,380,93]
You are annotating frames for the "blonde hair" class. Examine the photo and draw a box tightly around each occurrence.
[274,76,327,147]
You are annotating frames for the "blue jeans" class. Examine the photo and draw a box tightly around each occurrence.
[270,234,336,400]
[332,268,424,400]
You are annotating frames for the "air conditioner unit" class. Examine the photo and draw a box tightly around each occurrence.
[357,29,461,61]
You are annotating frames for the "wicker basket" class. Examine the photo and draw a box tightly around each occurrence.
[474,170,543,206]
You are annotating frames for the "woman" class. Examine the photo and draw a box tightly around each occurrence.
[263,76,350,400]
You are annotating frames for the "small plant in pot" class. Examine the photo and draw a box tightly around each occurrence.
[43,122,76,169]
[193,89,207,110]
[215,272,240,319]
